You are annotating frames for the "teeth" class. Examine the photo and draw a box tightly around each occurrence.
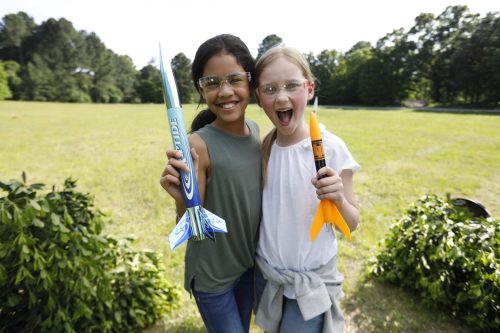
[221,103,236,109]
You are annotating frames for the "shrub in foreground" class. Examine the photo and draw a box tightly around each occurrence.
[369,194,499,331]
[0,175,180,332]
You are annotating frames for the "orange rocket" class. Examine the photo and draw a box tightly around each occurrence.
[309,97,351,241]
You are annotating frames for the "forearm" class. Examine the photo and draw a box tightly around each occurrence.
[338,198,360,232]
[175,201,186,223]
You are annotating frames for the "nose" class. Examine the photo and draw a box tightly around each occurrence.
[275,88,289,103]
[217,80,234,96]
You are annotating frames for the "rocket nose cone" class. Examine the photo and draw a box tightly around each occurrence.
[159,45,181,109]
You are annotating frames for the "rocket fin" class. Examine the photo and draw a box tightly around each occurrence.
[310,202,325,241]
[168,212,192,250]
[201,224,216,242]
[202,208,227,233]
[324,200,351,240]
[196,207,227,242]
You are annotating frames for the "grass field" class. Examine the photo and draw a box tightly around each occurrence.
[1,101,499,332]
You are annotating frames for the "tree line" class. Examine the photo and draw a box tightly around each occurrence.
[0,6,499,107]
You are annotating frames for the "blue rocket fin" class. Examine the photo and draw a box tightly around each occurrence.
[168,212,192,250]
[197,207,226,242]
[167,206,227,249]
[201,208,227,233]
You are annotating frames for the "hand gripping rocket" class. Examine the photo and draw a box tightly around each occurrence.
[159,45,227,250]
[309,97,351,241]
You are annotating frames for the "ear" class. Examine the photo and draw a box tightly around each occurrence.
[307,81,315,101]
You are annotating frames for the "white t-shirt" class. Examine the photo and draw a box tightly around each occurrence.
[256,129,360,298]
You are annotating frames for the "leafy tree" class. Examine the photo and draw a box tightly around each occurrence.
[479,13,500,107]
[307,49,340,104]
[24,54,56,101]
[20,18,89,102]
[0,12,35,65]
[85,33,120,103]
[357,57,385,105]
[330,41,373,104]
[0,61,12,99]
[257,34,283,60]
[1,60,21,99]
[430,5,478,103]
[136,62,162,103]
[114,55,138,103]
[80,33,138,103]
[371,28,417,104]
[408,12,437,103]
[1,14,138,103]
[452,12,500,106]
[171,53,194,104]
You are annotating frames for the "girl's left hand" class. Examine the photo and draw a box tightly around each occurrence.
[311,166,345,207]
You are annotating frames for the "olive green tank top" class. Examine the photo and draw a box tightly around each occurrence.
[184,119,262,292]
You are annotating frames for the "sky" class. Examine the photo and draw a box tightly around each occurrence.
[1,0,498,69]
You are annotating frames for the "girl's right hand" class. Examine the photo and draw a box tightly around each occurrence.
[311,166,345,207]
[159,148,199,203]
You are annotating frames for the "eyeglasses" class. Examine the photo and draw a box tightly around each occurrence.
[259,80,308,97]
[198,72,251,92]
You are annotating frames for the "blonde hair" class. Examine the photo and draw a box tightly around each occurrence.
[256,46,315,184]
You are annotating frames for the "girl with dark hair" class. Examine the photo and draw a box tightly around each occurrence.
[159,34,261,333]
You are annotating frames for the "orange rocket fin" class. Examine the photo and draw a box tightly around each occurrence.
[310,202,325,241]
[324,200,351,240]
[310,200,351,241]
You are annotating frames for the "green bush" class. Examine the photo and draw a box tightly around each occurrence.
[0,174,180,332]
[369,194,499,331]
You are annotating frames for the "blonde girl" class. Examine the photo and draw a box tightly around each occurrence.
[254,46,360,333]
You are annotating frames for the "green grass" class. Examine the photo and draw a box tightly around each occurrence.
[1,101,499,332]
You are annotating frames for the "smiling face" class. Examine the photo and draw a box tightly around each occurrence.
[256,57,314,146]
[199,52,251,130]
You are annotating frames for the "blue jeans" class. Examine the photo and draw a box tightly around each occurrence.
[192,267,254,333]
[254,267,324,333]
[280,298,324,333]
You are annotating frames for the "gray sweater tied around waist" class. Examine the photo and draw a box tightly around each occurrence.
[255,254,345,333]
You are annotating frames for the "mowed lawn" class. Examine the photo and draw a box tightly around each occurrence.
[1,101,499,333]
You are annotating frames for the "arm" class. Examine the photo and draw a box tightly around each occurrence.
[311,167,360,232]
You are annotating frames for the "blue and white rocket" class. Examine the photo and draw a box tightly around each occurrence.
[159,46,227,250]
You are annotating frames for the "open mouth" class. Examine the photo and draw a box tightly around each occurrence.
[277,109,293,124]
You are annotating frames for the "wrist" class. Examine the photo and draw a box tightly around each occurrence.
[175,204,186,223]
[339,197,347,209]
